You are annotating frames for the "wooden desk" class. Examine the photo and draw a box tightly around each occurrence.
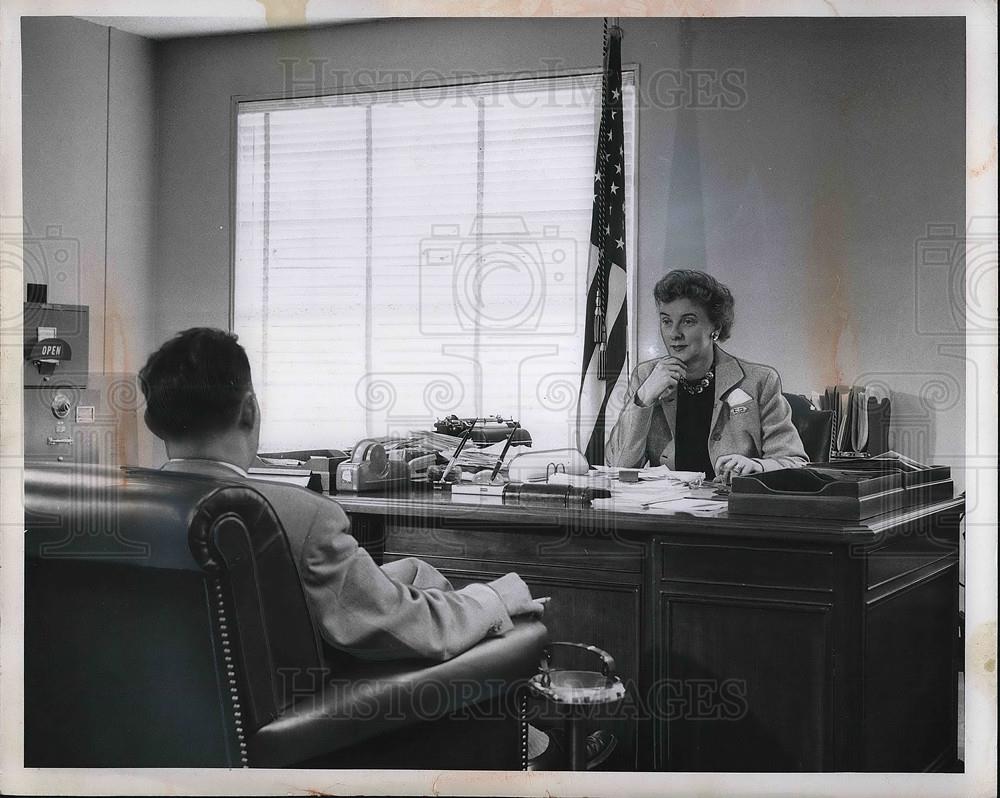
[335,488,963,772]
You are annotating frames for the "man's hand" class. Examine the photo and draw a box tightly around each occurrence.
[637,357,687,406]
[715,454,764,479]
[489,572,547,617]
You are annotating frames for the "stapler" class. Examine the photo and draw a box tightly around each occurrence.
[335,439,410,492]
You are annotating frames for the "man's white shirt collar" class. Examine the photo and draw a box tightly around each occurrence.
[167,458,249,478]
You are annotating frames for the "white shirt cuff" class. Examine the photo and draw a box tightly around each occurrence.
[458,582,514,635]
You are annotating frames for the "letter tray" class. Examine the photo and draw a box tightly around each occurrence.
[728,462,953,520]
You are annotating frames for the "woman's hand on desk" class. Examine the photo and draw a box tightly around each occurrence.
[715,454,764,479]
[636,357,687,406]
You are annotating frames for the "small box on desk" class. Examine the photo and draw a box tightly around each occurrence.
[729,461,953,521]
[256,450,349,494]
[248,467,324,493]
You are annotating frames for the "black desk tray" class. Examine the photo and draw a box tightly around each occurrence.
[729,463,953,520]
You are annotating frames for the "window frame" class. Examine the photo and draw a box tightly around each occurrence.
[228,64,640,441]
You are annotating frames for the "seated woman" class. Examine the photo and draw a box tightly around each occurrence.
[607,269,807,479]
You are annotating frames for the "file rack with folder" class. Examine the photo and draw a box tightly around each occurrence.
[819,385,891,459]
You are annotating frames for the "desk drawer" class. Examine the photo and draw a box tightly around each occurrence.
[863,514,960,590]
[385,522,645,573]
[658,540,834,593]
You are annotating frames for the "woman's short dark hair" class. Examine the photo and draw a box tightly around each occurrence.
[653,270,735,342]
[139,327,252,441]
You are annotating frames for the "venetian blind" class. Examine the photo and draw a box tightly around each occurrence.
[235,72,636,451]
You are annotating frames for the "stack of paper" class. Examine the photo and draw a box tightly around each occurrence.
[591,490,727,516]
[870,450,931,471]
[635,466,706,485]
[595,481,691,510]
[547,472,614,490]
[402,431,512,469]
[591,464,705,485]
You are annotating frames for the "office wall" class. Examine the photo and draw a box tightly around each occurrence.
[21,17,161,465]
[154,17,965,478]
[21,17,108,350]
[22,17,157,373]
[106,28,157,376]
[653,19,966,481]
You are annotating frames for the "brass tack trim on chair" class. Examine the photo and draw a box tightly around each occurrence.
[213,577,249,767]
[520,693,528,770]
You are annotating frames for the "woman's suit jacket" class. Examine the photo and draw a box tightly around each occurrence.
[606,346,807,472]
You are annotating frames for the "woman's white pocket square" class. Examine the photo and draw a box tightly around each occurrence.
[725,387,753,406]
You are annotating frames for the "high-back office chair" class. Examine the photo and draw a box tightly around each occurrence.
[24,463,546,769]
[782,393,834,463]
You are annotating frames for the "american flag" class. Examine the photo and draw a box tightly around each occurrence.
[577,22,628,466]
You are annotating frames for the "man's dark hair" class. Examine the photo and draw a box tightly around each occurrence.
[653,269,736,342]
[139,327,252,441]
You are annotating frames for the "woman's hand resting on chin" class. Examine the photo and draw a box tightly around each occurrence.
[637,357,687,406]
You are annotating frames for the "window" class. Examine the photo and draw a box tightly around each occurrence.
[235,72,636,451]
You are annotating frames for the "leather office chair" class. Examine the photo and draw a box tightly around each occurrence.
[24,463,547,769]
[783,392,834,463]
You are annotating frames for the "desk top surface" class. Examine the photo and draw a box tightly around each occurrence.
[329,485,964,544]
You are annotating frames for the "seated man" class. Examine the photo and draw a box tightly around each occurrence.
[138,327,543,662]
[139,327,613,766]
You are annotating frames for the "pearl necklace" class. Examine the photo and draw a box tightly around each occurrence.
[679,369,714,395]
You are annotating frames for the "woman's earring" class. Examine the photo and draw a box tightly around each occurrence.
[711,331,719,341]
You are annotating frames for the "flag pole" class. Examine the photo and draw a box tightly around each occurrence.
[596,20,625,381]
[595,18,610,380]
[578,16,628,465]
